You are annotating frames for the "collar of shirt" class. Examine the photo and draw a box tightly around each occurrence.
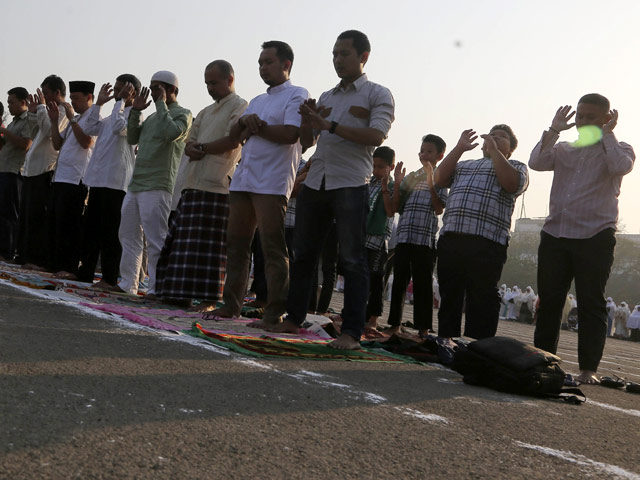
[267,79,292,95]
[13,111,28,121]
[332,73,368,94]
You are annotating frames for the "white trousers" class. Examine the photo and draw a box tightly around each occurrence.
[118,190,171,294]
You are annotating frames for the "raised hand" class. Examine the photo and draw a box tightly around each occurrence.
[60,102,75,120]
[118,82,135,103]
[132,87,151,111]
[424,161,434,186]
[154,84,167,103]
[456,129,479,152]
[46,101,59,122]
[97,83,114,106]
[298,98,318,115]
[26,94,41,113]
[480,134,498,156]
[602,109,618,135]
[394,161,406,185]
[551,105,576,132]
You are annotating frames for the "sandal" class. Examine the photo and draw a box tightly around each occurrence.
[600,376,626,389]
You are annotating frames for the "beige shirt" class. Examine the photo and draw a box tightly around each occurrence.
[24,104,69,177]
[0,111,31,174]
[182,92,248,194]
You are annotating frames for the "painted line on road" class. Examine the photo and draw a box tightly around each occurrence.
[515,441,640,480]
[588,400,640,418]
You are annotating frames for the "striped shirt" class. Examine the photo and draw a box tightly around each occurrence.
[440,157,528,245]
[529,133,634,239]
[396,172,448,248]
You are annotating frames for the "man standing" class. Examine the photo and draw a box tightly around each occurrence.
[77,74,142,288]
[433,125,528,355]
[530,94,634,384]
[210,41,308,325]
[47,81,96,278]
[269,30,395,350]
[115,71,192,296]
[155,60,248,310]
[0,87,32,262]
[19,75,69,269]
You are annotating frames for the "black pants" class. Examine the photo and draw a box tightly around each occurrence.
[78,187,126,285]
[17,171,53,267]
[437,234,507,339]
[365,247,389,318]
[534,229,615,372]
[48,182,88,273]
[0,172,22,259]
[387,243,435,330]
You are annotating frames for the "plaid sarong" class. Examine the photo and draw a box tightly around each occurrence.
[156,189,229,301]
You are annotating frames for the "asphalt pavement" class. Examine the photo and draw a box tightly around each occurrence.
[1,282,639,480]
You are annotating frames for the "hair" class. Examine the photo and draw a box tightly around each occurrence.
[491,124,518,151]
[8,87,29,101]
[421,134,446,154]
[261,41,294,72]
[41,74,66,97]
[337,30,371,55]
[373,146,395,166]
[0,101,4,120]
[206,60,234,78]
[578,93,610,111]
[116,73,142,93]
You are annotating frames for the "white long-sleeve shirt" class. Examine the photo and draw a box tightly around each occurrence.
[24,104,69,177]
[82,100,139,191]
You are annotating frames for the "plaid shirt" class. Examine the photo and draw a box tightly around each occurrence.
[440,157,528,245]
[396,174,448,248]
[365,177,394,251]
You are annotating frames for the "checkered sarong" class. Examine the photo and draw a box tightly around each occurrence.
[156,189,229,301]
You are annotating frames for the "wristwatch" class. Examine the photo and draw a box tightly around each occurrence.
[70,117,78,124]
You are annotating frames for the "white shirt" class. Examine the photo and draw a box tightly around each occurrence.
[24,104,69,177]
[53,109,96,185]
[229,80,309,198]
[83,100,139,191]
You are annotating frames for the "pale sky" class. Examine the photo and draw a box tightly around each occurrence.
[2,0,639,231]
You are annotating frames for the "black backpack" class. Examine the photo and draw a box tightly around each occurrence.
[452,336,585,404]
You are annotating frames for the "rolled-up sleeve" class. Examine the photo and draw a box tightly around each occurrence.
[529,137,557,171]
[369,87,395,137]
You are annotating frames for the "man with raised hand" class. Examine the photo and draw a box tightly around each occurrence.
[155,60,248,310]
[19,75,68,270]
[47,80,96,278]
[209,41,308,325]
[433,125,528,360]
[0,87,32,262]
[77,74,142,288]
[530,94,635,385]
[268,30,395,350]
[115,71,192,297]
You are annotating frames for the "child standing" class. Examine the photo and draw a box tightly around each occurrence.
[365,146,395,329]
[386,135,448,337]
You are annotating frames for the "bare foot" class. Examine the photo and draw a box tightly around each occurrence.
[366,316,379,329]
[248,316,283,329]
[383,325,401,335]
[54,270,78,280]
[209,307,235,318]
[23,263,48,272]
[189,301,217,313]
[576,370,600,385]
[261,319,298,333]
[328,334,362,350]
[105,284,126,293]
[245,299,266,308]
[89,279,115,290]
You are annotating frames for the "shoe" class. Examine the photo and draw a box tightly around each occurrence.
[626,382,640,394]
[600,376,625,389]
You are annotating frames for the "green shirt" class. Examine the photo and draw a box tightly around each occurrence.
[0,112,31,174]
[127,100,192,193]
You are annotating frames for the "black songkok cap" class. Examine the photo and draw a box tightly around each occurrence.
[69,81,95,95]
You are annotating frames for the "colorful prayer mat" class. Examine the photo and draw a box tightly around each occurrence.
[187,322,420,363]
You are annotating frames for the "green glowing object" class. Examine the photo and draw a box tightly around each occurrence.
[572,125,603,147]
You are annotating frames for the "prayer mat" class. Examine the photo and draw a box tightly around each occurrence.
[187,322,421,363]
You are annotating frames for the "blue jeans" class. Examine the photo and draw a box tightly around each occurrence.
[288,185,369,340]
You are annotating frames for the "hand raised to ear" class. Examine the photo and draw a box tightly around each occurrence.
[602,109,618,135]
